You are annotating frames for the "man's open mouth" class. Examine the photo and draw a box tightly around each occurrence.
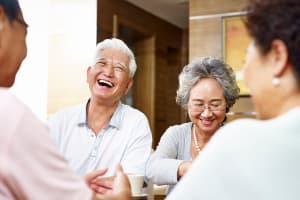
[97,79,114,88]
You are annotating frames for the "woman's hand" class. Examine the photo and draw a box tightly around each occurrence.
[177,160,192,180]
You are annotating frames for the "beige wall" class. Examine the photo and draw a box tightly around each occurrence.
[189,0,247,60]
[189,0,255,120]
[11,0,48,120]
[98,0,187,147]
[48,0,97,116]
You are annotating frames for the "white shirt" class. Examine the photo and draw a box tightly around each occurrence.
[48,101,153,176]
[0,89,91,200]
[167,107,300,200]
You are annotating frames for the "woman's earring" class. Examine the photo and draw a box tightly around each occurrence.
[272,77,280,87]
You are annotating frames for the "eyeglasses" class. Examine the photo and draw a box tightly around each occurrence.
[93,58,129,74]
[189,102,226,113]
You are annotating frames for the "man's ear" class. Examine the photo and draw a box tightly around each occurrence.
[124,79,133,95]
[270,39,289,77]
[86,66,92,83]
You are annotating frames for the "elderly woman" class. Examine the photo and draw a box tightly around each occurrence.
[167,0,300,199]
[146,57,240,193]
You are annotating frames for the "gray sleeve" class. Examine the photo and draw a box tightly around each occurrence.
[146,126,186,185]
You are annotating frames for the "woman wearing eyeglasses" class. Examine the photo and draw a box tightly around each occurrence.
[145,57,240,193]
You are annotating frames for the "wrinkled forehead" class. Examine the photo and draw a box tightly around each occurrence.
[94,47,130,64]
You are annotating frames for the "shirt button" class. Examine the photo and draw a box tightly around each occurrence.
[91,150,97,157]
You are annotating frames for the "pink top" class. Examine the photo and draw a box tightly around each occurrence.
[0,89,92,200]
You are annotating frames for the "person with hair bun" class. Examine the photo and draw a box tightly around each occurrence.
[167,0,300,199]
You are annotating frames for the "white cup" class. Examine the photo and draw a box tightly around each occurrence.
[127,174,144,196]
[142,178,153,200]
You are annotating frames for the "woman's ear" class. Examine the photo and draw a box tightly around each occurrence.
[0,6,6,48]
[270,39,289,77]
[0,6,5,29]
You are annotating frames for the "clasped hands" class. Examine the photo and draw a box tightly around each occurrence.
[84,165,131,200]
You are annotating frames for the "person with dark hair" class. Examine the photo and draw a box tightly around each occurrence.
[166,0,300,199]
[146,57,239,194]
[0,1,130,199]
[0,0,27,87]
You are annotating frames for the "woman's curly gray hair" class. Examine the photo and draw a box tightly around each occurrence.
[176,57,240,112]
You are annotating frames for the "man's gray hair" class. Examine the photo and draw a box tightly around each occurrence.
[176,57,240,112]
[94,38,137,78]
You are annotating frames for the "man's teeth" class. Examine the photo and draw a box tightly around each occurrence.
[98,80,113,87]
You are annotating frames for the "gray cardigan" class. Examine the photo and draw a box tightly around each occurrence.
[146,122,192,193]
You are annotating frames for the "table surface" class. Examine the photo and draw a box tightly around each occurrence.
[131,194,166,200]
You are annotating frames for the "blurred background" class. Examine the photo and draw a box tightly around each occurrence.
[13,0,254,148]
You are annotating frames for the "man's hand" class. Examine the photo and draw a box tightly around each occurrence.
[90,176,114,194]
[84,168,108,190]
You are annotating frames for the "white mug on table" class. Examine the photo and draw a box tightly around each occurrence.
[127,174,145,196]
